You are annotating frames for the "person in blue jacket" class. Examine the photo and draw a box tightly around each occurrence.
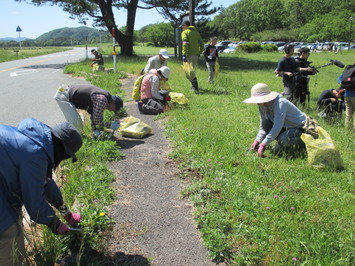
[0,118,83,265]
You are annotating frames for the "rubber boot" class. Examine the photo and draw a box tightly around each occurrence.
[191,78,199,93]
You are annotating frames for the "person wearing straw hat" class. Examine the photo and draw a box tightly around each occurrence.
[0,118,83,265]
[142,49,170,75]
[243,83,307,158]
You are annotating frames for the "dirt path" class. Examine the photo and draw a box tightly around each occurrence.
[107,74,218,265]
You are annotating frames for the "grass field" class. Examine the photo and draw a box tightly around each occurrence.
[99,47,354,265]
[18,46,354,265]
[0,47,70,62]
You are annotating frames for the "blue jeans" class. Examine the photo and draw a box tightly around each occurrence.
[274,128,306,157]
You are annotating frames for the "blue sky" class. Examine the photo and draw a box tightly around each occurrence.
[2,0,233,39]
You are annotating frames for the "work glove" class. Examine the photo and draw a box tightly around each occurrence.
[207,56,213,60]
[251,140,260,151]
[93,129,101,139]
[49,218,69,235]
[182,56,187,62]
[64,212,82,226]
[57,222,70,235]
[257,143,266,158]
[110,121,120,131]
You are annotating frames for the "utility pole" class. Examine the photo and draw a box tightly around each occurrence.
[189,0,195,26]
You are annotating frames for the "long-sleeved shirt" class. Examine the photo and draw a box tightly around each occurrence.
[256,95,306,145]
[144,55,167,74]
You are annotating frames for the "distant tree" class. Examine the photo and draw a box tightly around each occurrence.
[17,0,218,56]
[144,23,174,46]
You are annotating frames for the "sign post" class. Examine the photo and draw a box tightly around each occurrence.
[16,26,22,51]
[112,28,117,72]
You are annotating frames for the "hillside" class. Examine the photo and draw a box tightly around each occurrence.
[36,26,100,41]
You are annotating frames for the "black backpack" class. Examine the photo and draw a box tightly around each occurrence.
[341,64,355,90]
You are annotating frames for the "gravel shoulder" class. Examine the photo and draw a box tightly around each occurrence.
[106,74,218,265]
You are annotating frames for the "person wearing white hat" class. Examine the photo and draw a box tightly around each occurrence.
[138,66,171,114]
[142,49,170,75]
[243,83,307,158]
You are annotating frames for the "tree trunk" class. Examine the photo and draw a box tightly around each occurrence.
[99,0,137,56]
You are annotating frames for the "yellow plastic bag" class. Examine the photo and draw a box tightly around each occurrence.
[182,62,196,81]
[169,92,189,105]
[301,126,344,170]
[214,60,220,78]
[120,116,152,138]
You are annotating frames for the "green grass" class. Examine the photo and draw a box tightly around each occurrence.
[0,47,70,62]
[20,46,354,264]
[104,48,354,265]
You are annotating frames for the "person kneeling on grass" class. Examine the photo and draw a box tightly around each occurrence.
[138,66,171,115]
[243,83,307,158]
[0,118,83,265]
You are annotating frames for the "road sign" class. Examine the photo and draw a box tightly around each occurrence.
[16,26,22,32]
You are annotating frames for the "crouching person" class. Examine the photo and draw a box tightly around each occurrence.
[0,118,83,265]
[243,83,307,158]
[54,84,123,137]
[317,88,345,118]
[138,66,171,114]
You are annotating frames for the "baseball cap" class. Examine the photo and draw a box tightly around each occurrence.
[52,122,82,162]
[111,95,123,113]
[157,66,171,80]
[180,20,191,27]
[159,49,170,59]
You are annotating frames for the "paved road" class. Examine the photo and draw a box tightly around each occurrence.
[0,47,91,127]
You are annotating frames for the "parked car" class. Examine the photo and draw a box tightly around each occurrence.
[223,46,236,53]
[216,40,233,52]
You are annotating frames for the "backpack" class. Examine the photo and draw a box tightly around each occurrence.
[132,74,146,101]
[340,64,355,90]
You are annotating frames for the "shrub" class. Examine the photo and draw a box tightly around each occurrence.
[238,42,261,53]
[146,42,154,47]
[261,43,278,52]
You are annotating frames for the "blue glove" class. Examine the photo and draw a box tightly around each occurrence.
[110,121,120,131]
[93,129,101,139]
[182,56,187,62]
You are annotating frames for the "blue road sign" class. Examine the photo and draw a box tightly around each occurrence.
[16,26,22,32]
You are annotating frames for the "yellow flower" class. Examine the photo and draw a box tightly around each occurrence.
[99,212,106,217]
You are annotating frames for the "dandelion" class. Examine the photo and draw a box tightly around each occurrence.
[292,257,297,261]
[99,212,106,217]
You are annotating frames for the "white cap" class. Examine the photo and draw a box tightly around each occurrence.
[159,49,170,59]
[157,66,171,79]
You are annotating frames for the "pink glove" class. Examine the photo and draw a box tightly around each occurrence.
[257,143,266,157]
[65,212,82,225]
[57,222,70,235]
[251,140,259,150]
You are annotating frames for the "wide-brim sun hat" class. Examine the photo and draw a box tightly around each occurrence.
[159,49,170,59]
[158,66,170,80]
[243,83,279,104]
[52,122,83,162]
